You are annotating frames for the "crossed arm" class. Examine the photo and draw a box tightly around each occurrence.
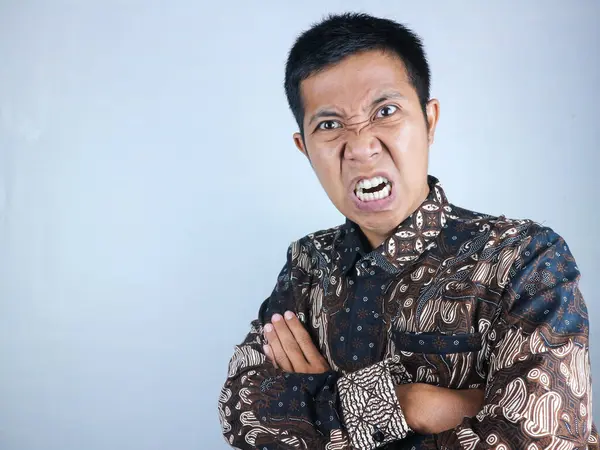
[263,310,484,436]
[219,229,595,449]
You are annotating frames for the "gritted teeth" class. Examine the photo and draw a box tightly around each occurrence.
[355,175,390,191]
[354,176,392,202]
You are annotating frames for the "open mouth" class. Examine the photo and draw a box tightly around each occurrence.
[354,176,392,202]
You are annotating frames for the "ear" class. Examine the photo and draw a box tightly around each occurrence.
[293,132,310,161]
[425,99,440,146]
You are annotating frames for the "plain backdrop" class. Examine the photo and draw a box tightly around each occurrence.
[0,1,598,449]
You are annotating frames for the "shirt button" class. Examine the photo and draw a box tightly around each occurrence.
[372,430,385,443]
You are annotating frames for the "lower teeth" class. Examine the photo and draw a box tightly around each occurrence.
[356,185,390,201]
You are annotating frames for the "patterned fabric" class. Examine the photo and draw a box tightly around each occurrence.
[337,356,412,448]
[218,176,598,449]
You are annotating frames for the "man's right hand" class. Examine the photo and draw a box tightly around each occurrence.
[395,383,485,434]
[263,311,330,374]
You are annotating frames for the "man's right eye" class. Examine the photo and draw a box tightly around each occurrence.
[317,120,342,131]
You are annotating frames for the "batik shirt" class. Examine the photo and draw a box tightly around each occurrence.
[218,176,598,449]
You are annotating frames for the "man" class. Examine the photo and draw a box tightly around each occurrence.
[218,13,597,449]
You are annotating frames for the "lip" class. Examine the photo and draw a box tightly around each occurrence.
[348,171,396,212]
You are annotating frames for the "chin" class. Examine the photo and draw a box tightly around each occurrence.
[352,211,393,230]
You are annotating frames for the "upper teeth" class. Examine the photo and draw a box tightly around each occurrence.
[354,176,392,202]
[356,176,389,191]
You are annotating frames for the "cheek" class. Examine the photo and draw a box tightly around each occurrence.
[384,122,429,169]
[310,151,345,193]
[391,120,427,151]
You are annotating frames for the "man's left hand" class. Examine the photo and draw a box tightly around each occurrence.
[395,383,485,434]
[263,311,330,374]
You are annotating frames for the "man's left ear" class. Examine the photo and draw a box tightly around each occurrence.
[425,99,440,145]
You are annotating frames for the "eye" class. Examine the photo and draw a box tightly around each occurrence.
[317,120,342,131]
[375,105,399,119]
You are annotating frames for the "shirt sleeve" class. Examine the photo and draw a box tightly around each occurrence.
[336,355,414,448]
[217,243,352,449]
[426,226,597,449]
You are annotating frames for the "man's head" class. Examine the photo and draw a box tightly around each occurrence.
[285,13,440,247]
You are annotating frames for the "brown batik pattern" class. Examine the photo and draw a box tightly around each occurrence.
[218,176,598,449]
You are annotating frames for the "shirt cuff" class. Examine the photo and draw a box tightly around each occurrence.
[337,356,412,449]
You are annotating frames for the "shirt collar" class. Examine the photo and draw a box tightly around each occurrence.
[339,175,451,274]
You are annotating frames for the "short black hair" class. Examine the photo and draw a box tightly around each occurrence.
[284,13,431,134]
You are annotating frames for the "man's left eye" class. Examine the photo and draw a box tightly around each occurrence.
[375,105,399,118]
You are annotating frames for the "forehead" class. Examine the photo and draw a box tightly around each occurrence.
[299,50,415,114]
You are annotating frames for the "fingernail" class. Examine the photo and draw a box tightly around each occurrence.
[264,324,273,332]
[284,311,295,320]
[272,314,282,322]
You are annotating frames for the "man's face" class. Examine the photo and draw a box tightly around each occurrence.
[294,50,439,245]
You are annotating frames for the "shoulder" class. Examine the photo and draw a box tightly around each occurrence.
[444,205,578,276]
[260,224,344,321]
[509,223,578,278]
[445,203,555,251]
[288,223,346,265]
[502,224,585,339]
[297,223,346,249]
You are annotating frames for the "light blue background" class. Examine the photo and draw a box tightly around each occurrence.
[1,1,598,449]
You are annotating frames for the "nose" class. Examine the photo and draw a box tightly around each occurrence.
[343,127,381,163]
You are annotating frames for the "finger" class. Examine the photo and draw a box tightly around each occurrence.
[283,311,327,365]
[271,313,308,371]
[264,324,291,371]
[264,323,293,372]
[263,344,278,369]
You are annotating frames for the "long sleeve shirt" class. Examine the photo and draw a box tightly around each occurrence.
[218,176,598,449]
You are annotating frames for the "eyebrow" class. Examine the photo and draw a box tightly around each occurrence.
[307,90,406,126]
[370,90,406,106]
[308,109,343,126]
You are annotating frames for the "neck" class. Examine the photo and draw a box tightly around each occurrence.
[362,230,387,251]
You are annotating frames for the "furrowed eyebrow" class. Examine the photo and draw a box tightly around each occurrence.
[369,91,406,108]
[308,110,344,126]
